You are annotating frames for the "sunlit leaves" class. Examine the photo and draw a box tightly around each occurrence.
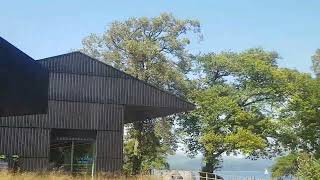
[180,48,296,171]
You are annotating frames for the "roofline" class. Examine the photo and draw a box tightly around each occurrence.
[0,37,42,67]
[37,51,195,110]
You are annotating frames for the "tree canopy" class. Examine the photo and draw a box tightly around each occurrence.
[80,13,320,178]
[81,13,201,174]
[270,52,320,178]
[179,48,302,172]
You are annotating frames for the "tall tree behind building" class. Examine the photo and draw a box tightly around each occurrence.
[81,13,201,174]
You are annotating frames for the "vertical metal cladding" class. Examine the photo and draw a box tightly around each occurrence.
[47,72,192,110]
[0,127,50,170]
[96,158,122,172]
[0,51,194,172]
[19,158,49,171]
[46,101,124,131]
[0,113,46,128]
[0,101,123,131]
[96,130,123,172]
[38,52,193,110]
[38,52,131,78]
[0,102,124,171]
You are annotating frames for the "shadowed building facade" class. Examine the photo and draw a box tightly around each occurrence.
[0,37,48,117]
[0,51,194,172]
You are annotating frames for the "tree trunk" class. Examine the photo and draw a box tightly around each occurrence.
[132,155,142,175]
[202,161,214,173]
[200,151,224,180]
[131,121,144,175]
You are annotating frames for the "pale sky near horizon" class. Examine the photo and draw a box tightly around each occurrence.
[1,0,319,74]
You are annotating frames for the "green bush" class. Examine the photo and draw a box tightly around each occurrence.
[271,153,298,178]
[272,152,320,179]
[297,153,320,179]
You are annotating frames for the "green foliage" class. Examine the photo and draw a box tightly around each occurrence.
[278,76,320,158]
[0,154,19,161]
[270,52,320,179]
[80,13,320,175]
[272,153,320,179]
[81,13,201,174]
[180,48,299,171]
[122,120,170,175]
[0,154,6,160]
[271,153,299,177]
[297,153,320,179]
[271,74,320,178]
[11,155,19,161]
[82,13,201,89]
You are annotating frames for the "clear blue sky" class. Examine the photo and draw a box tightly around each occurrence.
[1,0,319,73]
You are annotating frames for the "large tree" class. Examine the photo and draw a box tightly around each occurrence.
[179,48,298,172]
[81,13,201,174]
[269,52,320,178]
[277,76,320,158]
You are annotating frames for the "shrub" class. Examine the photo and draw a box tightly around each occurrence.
[297,153,320,179]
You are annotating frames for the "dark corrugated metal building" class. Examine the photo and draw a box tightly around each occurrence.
[0,51,194,172]
[0,37,49,116]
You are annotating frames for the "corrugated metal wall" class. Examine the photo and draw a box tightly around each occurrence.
[38,52,193,110]
[48,72,191,109]
[0,127,49,170]
[96,130,123,172]
[38,52,130,79]
[0,51,194,172]
[0,102,124,171]
[0,101,123,131]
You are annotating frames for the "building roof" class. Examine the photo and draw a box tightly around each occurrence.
[37,52,195,122]
[0,37,49,117]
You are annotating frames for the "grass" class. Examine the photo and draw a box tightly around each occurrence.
[0,171,161,180]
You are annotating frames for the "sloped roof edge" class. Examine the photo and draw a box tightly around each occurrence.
[37,51,195,110]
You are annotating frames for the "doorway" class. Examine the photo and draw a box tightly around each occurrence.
[49,129,97,174]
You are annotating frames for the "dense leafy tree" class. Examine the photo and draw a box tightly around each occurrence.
[81,13,201,174]
[277,74,320,157]
[79,13,320,176]
[179,49,299,172]
[271,153,299,178]
[270,53,320,178]
[297,153,320,179]
[271,153,320,179]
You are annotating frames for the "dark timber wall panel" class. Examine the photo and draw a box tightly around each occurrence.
[0,127,50,170]
[46,101,123,131]
[0,113,46,128]
[96,130,123,172]
[96,158,122,172]
[38,52,193,111]
[0,51,194,172]
[0,101,124,131]
[48,72,192,109]
[38,52,131,79]
[18,158,49,171]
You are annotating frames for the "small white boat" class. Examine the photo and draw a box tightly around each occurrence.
[264,168,269,175]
